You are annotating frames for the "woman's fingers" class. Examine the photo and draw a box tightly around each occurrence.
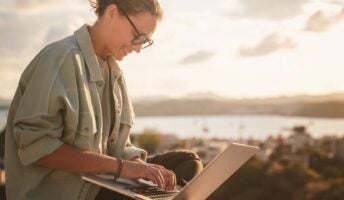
[147,167,165,189]
[162,169,176,190]
[167,169,177,190]
[152,164,176,190]
[120,160,176,190]
[169,170,177,190]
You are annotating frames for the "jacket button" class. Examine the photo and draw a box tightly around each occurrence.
[84,127,89,132]
[97,82,103,87]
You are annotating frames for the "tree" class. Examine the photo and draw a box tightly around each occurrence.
[313,181,344,200]
[261,163,311,200]
[207,157,266,200]
[135,128,162,154]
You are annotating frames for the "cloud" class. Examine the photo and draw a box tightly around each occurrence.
[225,0,307,20]
[239,33,297,57]
[304,8,344,32]
[0,12,43,56]
[4,0,86,10]
[0,1,94,99]
[0,10,87,57]
[179,51,215,65]
[328,0,344,5]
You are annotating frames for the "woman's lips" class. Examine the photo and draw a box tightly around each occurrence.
[122,48,128,57]
[119,46,133,59]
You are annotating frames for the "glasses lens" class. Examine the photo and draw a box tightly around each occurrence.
[133,34,146,44]
[132,34,153,49]
[141,40,153,49]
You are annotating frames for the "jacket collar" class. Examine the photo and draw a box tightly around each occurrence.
[106,55,123,79]
[74,24,103,82]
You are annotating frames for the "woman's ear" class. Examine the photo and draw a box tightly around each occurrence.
[104,4,120,20]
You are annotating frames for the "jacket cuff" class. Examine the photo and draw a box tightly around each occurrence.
[122,146,148,161]
[18,137,64,166]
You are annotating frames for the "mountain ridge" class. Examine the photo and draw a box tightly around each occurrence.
[133,92,344,118]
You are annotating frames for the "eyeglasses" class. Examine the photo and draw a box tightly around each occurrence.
[119,7,154,49]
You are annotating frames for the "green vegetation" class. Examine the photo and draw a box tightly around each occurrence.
[207,145,344,200]
[132,125,344,200]
[134,128,163,154]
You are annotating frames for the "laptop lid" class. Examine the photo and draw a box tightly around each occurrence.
[82,143,259,200]
[173,143,259,200]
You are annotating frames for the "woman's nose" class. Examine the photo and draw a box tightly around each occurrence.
[133,44,142,53]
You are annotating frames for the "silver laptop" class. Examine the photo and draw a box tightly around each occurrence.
[82,143,259,200]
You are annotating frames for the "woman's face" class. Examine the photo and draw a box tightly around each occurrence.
[104,5,158,61]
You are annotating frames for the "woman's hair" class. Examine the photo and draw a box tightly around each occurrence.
[90,0,163,20]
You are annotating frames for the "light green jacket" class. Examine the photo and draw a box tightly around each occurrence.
[4,24,147,200]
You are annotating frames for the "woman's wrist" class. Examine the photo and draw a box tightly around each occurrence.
[113,157,123,181]
[130,156,141,161]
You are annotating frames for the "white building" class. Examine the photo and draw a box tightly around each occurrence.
[286,127,314,153]
[256,136,280,162]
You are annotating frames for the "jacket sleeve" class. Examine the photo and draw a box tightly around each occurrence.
[121,126,147,161]
[12,47,74,166]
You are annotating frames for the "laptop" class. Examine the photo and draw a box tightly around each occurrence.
[82,143,259,200]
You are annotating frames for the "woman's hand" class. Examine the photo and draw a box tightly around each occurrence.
[120,158,177,191]
[146,162,177,191]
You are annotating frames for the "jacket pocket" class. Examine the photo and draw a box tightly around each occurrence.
[77,113,97,135]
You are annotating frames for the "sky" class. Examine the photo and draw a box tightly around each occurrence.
[0,0,344,100]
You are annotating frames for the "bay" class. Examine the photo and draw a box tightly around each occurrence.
[1,110,344,140]
[131,115,344,140]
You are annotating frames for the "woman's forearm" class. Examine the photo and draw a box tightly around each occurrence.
[35,144,176,190]
[36,144,119,174]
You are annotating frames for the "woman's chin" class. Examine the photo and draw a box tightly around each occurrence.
[114,53,124,61]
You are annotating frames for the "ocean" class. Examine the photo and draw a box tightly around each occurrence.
[131,115,344,140]
[1,110,343,140]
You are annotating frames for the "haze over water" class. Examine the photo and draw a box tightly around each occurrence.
[132,115,344,140]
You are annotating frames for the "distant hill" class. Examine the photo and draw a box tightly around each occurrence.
[133,93,344,118]
[2,93,344,118]
[0,99,10,110]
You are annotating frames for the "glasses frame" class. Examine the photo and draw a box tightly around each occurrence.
[118,7,154,49]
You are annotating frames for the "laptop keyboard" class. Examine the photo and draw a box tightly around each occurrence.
[127,185,178,200]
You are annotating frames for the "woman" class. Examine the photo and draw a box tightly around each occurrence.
[4,0,203,199]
